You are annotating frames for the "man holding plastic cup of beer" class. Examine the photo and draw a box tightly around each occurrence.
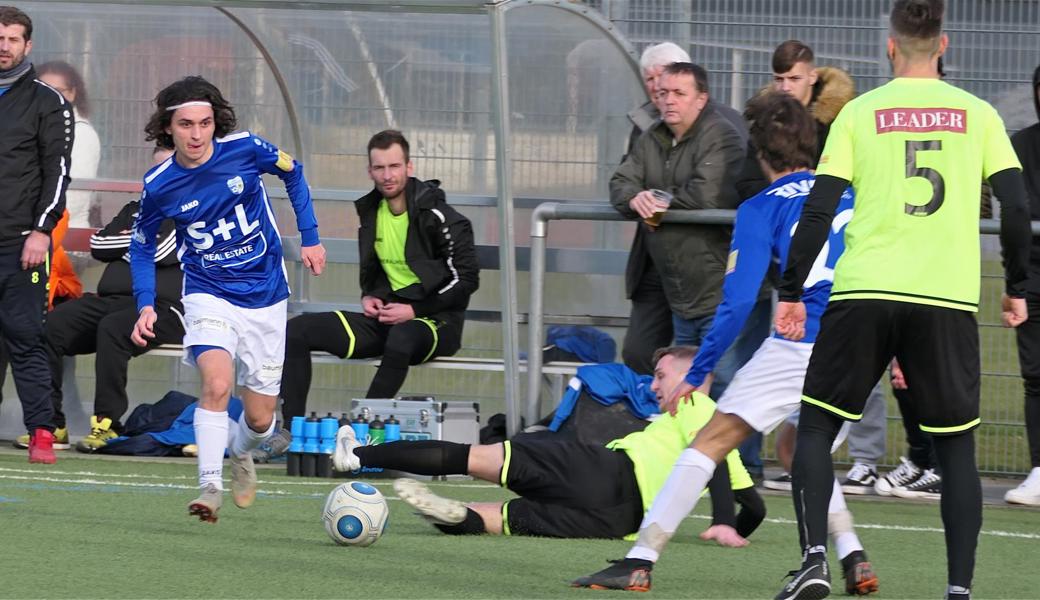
[610,61,745,364]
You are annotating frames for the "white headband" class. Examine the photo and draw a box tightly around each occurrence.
[166,100,212,112]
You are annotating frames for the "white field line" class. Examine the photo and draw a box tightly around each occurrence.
[683,513,1040,540]
[2,467,1038,540]
[0,466,498,488]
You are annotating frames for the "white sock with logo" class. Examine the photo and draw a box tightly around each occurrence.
[228,411,276,457]
[195,408,228,490]
[626,448,717,563]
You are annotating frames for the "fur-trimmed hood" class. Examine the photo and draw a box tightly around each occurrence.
[809,66,855,126]
[752,65,855,126]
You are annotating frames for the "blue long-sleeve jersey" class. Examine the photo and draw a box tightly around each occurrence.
[130,132,319,310]
[685,171,854,388]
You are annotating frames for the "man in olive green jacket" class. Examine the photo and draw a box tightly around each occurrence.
[611,62,745,349]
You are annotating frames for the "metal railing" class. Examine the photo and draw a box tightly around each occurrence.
[526,203,1040,473]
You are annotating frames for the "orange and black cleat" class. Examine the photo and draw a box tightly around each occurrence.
[841,551,879,596]
[571,559,653,592]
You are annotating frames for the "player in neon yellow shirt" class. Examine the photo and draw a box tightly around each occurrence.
[331,346,763,546]
[773,2,1032,599]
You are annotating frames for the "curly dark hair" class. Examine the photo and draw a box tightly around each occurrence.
[144,76,237,149]
[745,91,817,174]
[37,61,90,117]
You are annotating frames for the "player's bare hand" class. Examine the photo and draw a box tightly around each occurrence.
[774,301,807,341]
[1002,294,1027,328]
[21,230,50,270]
[378,302,415,325]
[889,359,908,390]
[629,191,659,220]
[699,524,749,548]
[301,243,326,276]
[663,380,696,416]
[361,295,385,318]
[131,306,157,347]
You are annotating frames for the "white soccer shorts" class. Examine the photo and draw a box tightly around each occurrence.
[181,293,286,396]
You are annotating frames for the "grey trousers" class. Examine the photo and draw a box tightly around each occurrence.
[846,381,887,465]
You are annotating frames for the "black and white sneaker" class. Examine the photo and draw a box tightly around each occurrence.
[891,468,941,500]
[874,456,923,496]
[840,463,878,495]
[775,551,831,600]
[764,472,793,491]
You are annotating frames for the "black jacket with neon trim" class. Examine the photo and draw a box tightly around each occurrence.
[356,178,479,322]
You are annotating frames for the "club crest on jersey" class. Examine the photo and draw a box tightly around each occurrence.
[227,176,245,195]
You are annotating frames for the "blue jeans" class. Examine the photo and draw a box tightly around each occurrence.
[672,297,773,476]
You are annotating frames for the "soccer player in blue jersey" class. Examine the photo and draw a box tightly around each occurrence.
[572,91,876,595]
[129,76,326,522]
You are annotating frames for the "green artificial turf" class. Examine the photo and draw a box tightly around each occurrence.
[2,452,1040,599]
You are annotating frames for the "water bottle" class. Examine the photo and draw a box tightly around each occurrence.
[287,415,306,476]
[302,412,320,477]
[369,415,385,445]
[385,415,401,443]
[318,413,338,478]
[351,413,369,448]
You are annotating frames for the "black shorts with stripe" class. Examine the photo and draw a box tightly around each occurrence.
[499,435,643,538]
[803,299,980,435]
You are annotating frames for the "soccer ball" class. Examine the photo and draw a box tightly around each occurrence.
[322,481,389,547]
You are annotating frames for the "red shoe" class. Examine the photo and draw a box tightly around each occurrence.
[28,428,56,464]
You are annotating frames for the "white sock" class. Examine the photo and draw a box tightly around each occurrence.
[828,479,863,558]
[228,412,276,457]
[626,448,716,563]
[195,408,228,490]
[828,478,847,513]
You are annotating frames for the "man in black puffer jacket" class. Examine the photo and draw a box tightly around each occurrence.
[280,130,479,434]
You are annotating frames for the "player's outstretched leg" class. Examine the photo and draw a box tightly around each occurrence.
[571,559,653,593]
[393,478,468,525]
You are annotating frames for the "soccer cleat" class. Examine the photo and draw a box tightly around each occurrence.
[945,585,970,599]
[188,484,222,523]
[75,416,118,453]
[251,428,292,463]
[764,472,793,491]
[775,551,831,600]
[874,456,923,496]
[1004,466,1040,506]
[840,550,879,596]
[394,478,467,525]
[15,427,69,450]
[229,451,257,509]
[840,463,877,495]
[28,429,56,464]
[182,444,198,457]
[891,468,941,500]
[332,425,362,472]
[570,558,653,592]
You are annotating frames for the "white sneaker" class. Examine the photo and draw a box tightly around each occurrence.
[875,456,923,496]
[332,425,361,472]
[1005,466,1040,506]
[393,478,467,525]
